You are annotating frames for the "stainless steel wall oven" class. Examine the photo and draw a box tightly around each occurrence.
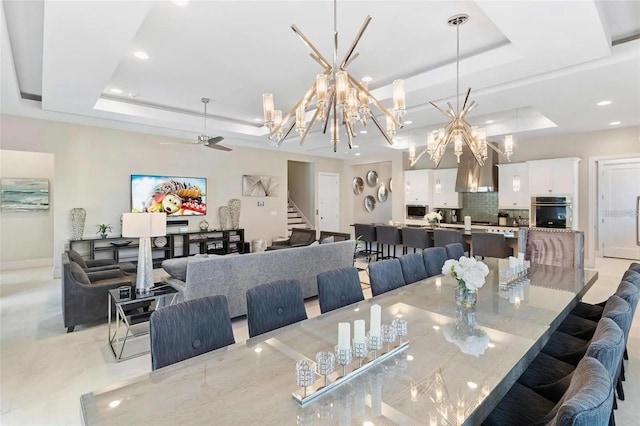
[531,196,573,228]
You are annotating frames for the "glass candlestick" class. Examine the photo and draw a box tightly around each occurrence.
[315,351,336,387]
[393,318,408,343]
[334,345,353,377]
[381,323,397,353]
[295,360,316,398]
[352,340,369,368]
[368,333,382,359]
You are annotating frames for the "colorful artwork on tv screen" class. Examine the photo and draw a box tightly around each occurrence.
[131,175,206,216]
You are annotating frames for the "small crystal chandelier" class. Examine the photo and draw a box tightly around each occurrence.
[262,0,405,152]
[410,14,513,167]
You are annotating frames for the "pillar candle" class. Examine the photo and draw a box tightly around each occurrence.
[464,216,472,231]
[517,252,525,265]
[354,319,365,344]
[370,304,381,337]
[338,322,351,351]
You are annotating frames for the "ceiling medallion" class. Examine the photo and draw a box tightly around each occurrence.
[262,0,406,152]
[409,14,513,167]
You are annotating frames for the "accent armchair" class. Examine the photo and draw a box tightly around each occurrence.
[67,249,136,274]
[266,228,317,250]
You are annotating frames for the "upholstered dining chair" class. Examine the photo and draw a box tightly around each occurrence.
[471,233,513,259]
[571,269,640,321]
[316,267,364,314]
[354,223,380,261]
[149,295,235,370]
[444,243,465,260]
[368,258,405,297]
[375,225,403,259]
[517,317,624,406]
[483,357,614,426]
[401,227,431,254]
[423,247,448,277]
[433,229,469,254]
[399,253,428,285]
[246,279,308,338]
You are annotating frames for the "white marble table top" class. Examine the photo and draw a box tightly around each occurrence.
[80,261,597,425]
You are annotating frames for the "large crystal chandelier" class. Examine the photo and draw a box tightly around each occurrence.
[410,14,513,167]
[262,0,405,152]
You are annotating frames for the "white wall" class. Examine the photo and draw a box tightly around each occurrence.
[0,150,55,268]
[287,160,314,223]
[0,114,346,276]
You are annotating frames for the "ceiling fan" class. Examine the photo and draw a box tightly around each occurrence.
[163,98,231,151]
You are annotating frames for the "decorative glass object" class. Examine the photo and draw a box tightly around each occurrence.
[455,287,477,309]
[70,208,86,240]
[381,323,397,352]
[368,333,383,359]
[228,198,241,229]
[315,351,335,387]
[218,206,230,230]
[352,340,369,367]
[392,318,408,343]
[295,359,316,398]
[334,345,353,377]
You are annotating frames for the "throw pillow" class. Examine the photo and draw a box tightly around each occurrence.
[321,236,335,244]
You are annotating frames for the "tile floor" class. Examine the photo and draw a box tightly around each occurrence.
[0,258,638,425]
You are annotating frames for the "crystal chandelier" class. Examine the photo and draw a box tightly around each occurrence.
[410,14,513,167]
[262,0,405,152]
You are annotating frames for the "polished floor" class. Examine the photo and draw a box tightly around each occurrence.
[0,258,638,425]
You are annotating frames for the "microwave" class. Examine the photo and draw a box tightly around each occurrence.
[406,205,427,219]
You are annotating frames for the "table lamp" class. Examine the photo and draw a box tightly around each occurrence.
[122,212,167,294]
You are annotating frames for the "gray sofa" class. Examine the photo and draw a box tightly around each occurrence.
[162,240,356,318]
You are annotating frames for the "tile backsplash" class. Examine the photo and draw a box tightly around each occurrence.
[459,192,529,225]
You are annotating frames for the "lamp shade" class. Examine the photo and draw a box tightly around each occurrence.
[122,213,166,238]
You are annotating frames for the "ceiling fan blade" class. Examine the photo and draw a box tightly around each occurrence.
[207,136,224,144]
[205,142,232,152]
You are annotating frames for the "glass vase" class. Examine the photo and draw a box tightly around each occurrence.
[455,285,477,309]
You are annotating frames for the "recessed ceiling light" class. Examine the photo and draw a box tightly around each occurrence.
[355,153,361,156]
[353,145,360,148]
[404,120,413,125]
[171,0,189,5]
[133,51,149,60]
[485,120,494,124]
[360,130,368,134]
[253,118,262,122]
[108,400,121,409]
[609,121,621,126]
[597,100,612,106]
[109,88,122,94]
[432,325,440,330]
[361,76,372,83]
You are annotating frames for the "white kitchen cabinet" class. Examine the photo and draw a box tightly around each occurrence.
[432,168,461,208]
[497,162,530,209]
[527,158,580,196]
[404,169,432,204]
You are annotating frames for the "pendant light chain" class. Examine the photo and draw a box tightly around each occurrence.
[456,21,460,115]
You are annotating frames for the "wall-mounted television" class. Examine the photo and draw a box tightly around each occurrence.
[131,175,207,216]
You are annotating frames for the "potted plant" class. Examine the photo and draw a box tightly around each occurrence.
[96,224,112,239]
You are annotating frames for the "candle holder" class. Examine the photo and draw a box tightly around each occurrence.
[367,333,382,359]
[393,318,408,343]
[334,345,353,377]
[381,323,397,353]
[352,340,369,368]
[315,351,336,388]
[295,360,317,398]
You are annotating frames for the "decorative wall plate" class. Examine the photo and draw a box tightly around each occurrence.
[364,195,376,212]
[366,170,378,187]
[377,184,388,202]
[389,178,393,192]
[352,177,364,195]
[154,236,168,248]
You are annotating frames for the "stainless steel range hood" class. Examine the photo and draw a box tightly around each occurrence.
[455,145,499,192]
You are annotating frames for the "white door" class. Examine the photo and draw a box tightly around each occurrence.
[599,159,640,260]
[318,172,340,231]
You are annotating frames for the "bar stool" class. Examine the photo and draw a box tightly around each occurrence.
[375,225,403,259]
[433,229,469,254]
[401,227,431,254]
[354,223,380,261]
[471,232,513,259]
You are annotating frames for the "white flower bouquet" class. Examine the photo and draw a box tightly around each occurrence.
[426,211,442,225]
[442,256,490,292]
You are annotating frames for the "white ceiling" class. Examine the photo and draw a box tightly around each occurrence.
[2,0,639,159]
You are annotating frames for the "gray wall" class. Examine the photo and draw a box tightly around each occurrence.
[287,160,314,223]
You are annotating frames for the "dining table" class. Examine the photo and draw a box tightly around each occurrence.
[80,259,598,425]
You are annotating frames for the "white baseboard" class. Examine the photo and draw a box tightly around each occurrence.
[0,258,54,272]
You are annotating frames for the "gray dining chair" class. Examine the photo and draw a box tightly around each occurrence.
[483,357,614,426]
[399,252,428,285]
[444,243,464,260]
[571,269,640,320]
[368,258,405,297]
[433,229,469,253]
[423,246,448,277]
[149,295,235,370]
[316,267,364,314]
[354,223,380,261]
[375,225,403,259]
[246,279,308,338]
[517,317,624,405]
[401,227,431,254]
[471,232,513,259]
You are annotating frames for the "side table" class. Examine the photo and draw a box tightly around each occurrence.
[108,286,178,362]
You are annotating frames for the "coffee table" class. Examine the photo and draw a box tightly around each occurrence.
[108,285,178,362]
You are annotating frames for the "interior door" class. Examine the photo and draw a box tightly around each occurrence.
[318,172,340,232]
[599,159,640,260]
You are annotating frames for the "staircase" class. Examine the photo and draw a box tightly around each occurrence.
[287,199,313,236]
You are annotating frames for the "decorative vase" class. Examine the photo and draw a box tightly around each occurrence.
[455,284,477,309]
[229,198,241,229]
[70,208,86,240]
[199,219,209,231]
[218,206,230,230]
